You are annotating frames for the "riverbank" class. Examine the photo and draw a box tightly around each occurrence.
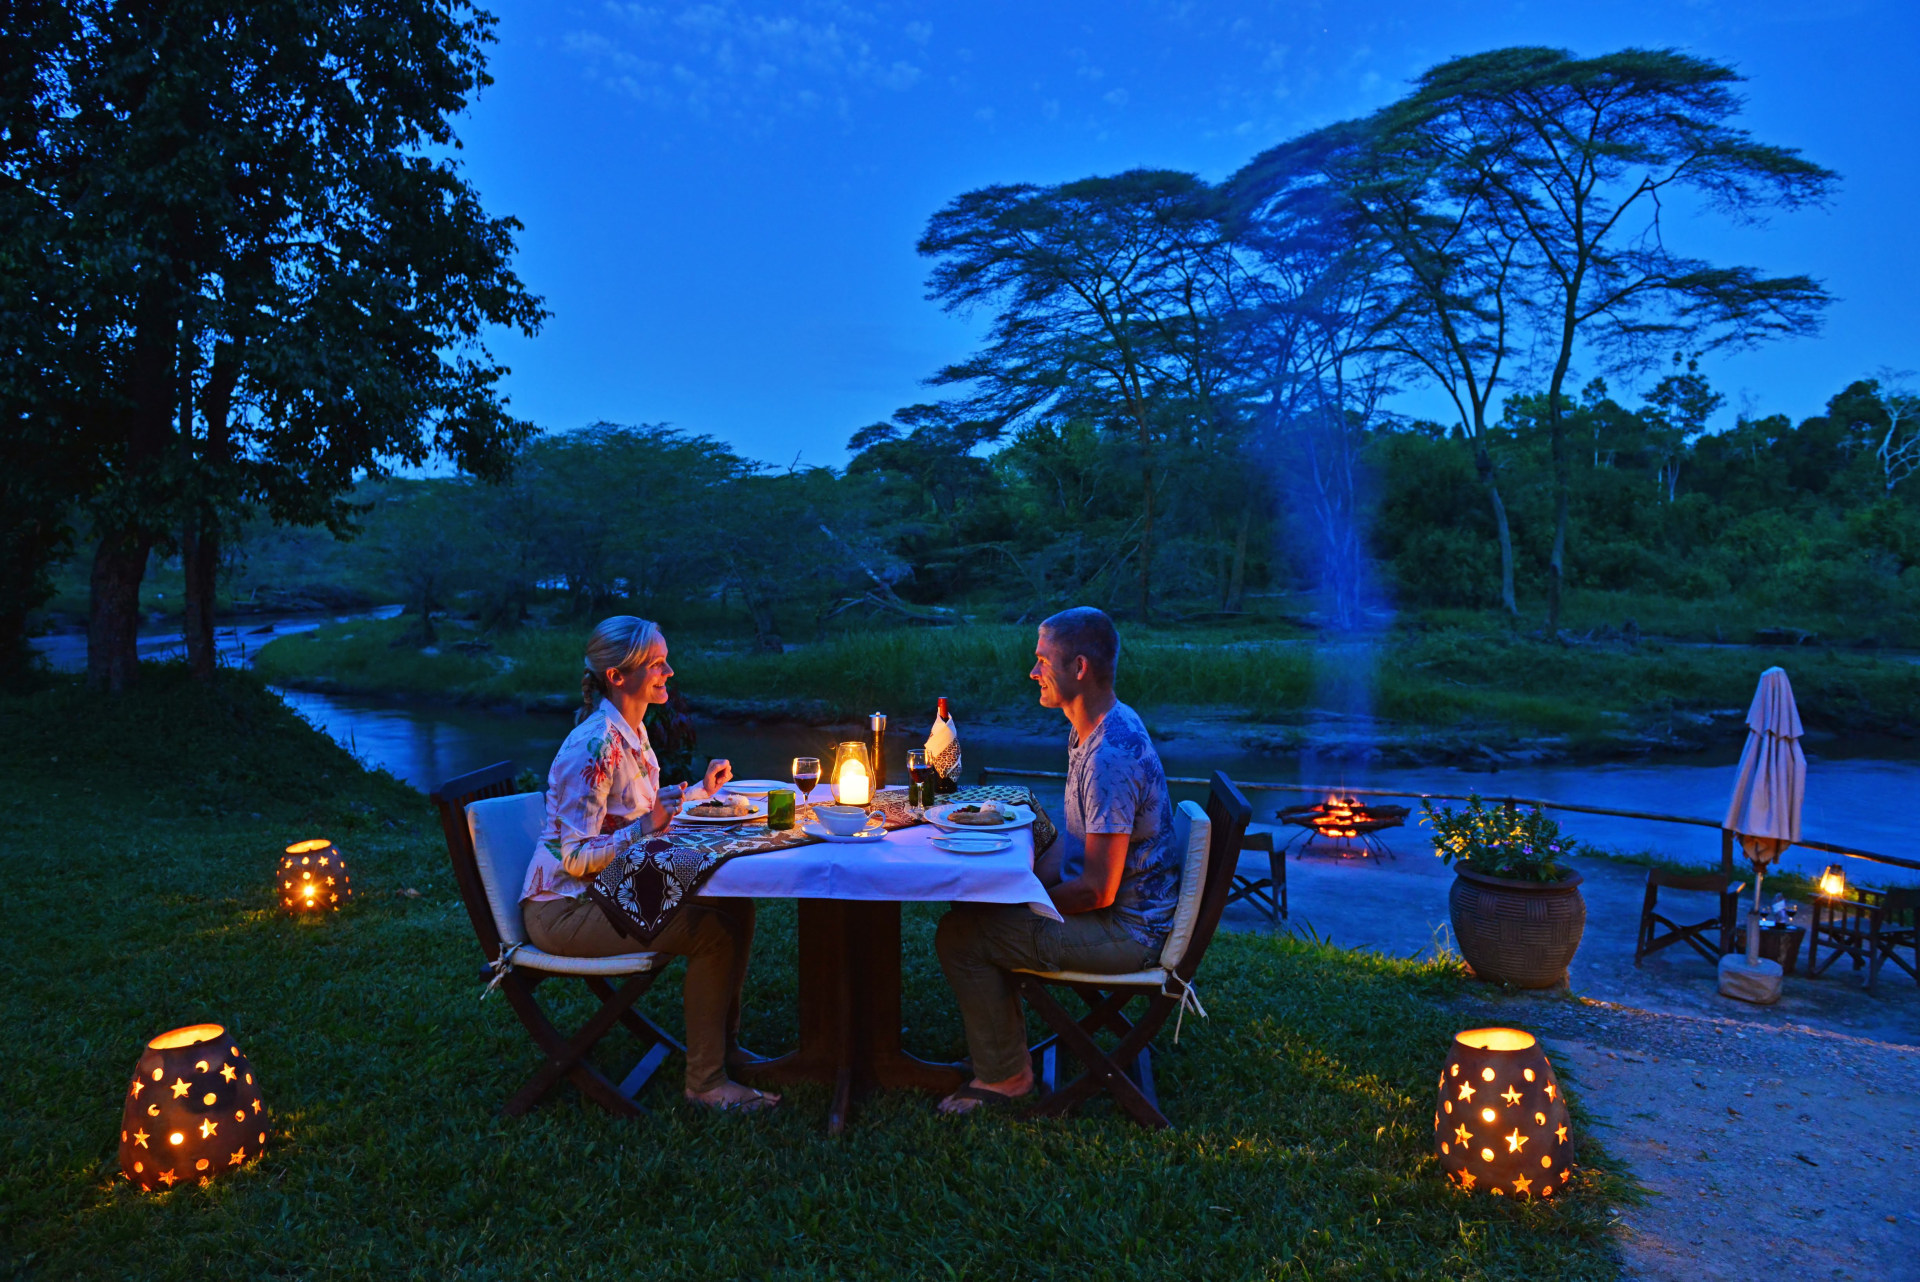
[253,615,1920,765]
[1,669,1628,1278]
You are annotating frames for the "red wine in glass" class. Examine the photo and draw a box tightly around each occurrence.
[791,756,822,804]
[906,747,933,810]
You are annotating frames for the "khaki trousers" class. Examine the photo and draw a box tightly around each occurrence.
[934,902,1158,1084]
[522,894,755,1094]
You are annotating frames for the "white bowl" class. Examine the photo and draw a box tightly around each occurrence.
[814,804,879,836]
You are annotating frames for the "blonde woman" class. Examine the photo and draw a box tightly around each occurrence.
[519,616,778,1112]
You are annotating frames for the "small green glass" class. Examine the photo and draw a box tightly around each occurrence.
[766,788,796,832]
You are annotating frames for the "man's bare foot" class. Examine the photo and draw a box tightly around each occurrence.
[936,1071,1033,1116]
[684,1080,781,1112]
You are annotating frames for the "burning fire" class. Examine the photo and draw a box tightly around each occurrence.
[1314,796,1363,839]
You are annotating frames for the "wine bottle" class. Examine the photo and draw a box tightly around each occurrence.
[928,696,961,794]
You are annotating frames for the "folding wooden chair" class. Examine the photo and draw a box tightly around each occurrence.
[1633,839,1745,967]
[1014,771,1253,1129]
[431,761,682,1118]
[1224,828,1285,922]
[1808,886,1918,994]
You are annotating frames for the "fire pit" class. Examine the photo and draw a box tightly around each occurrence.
[1277,796,1409,859]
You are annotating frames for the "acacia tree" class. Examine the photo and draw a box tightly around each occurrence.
[1237,115,1531,614]
[31,0,542,690]
[1401,47,1835,631]
[917,169,1246,622]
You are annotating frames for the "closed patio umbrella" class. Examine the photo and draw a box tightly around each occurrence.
[1720,666,1806,999]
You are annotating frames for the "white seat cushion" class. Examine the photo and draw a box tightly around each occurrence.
[1012,966,1169,987]
[1158,800,1212,971]
[510,945,660,977]
[467,792,547,946]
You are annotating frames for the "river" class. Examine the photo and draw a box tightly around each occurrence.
[37,610,1919,885]
[272,686,1920,888]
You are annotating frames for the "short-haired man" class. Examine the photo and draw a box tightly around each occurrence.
[933,606,1180,1115]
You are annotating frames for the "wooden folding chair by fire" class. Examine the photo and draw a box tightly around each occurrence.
[1634,835,1746,967]
[1014,771,1253,1129]
[431,761,682,1118]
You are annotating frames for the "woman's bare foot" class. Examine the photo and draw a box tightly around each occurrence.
[685,1080,780,1112]
[936,1070,1033,1116]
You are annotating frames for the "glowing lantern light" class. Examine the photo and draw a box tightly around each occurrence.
[1817,864,1846,899]
[120,1024,268,1191]
[1434,1028,1571,1199]
[279,839,351,914]
[832,741,873,806]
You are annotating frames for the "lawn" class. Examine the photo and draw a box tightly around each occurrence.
[253,612,1920,747]
[1,671,1628,1279]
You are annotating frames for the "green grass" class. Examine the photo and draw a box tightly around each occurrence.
[2,671,1628,1279]
[254,614,1920,747]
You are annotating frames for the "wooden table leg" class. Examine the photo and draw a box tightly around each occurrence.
[740,899,966,1130]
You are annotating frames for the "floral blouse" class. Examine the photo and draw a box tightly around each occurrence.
[520,699,663,902]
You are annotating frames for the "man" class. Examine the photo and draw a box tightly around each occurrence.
[933,606,1180,1115]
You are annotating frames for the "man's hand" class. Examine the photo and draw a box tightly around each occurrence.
[1049,832,1129,915]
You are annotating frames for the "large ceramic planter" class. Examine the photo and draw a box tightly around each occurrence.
[1448,867,1586,988]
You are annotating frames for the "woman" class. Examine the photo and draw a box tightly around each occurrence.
[519,616,778,1112]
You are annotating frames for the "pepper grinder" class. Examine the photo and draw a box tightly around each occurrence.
[870,712,888,791]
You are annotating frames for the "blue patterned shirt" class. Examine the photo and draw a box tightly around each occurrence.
[1061,701,1180,948]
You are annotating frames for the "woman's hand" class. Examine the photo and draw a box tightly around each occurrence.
[642,784,686,834]
[699,758,733,798]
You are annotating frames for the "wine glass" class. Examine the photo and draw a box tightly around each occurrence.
[791,756,821,807]
[906,747,931,816]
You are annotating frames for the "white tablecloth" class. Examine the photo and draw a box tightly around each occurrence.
[700,787,1061,920]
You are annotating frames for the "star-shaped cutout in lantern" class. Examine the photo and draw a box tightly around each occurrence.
[130,1079,144,1098]
[1501,1085,1522,1106]
[1505,1128,1528,1153]
[1457,1082,1476,1102]
[133,1128,150,1149]
[1454,1123,1473,1145]
[1545,1083,1556,1101]
[1555,1123,1569,1144]
[228,1147,246,1166]
[199,1119,218,1139]
[220,1063,237,1082]
[157,1169,177,1187]
[1457,1169,1476,1191]
[170,1078,190,1099]
[1511,1173,1532,1195]
[251,1099,262,1113]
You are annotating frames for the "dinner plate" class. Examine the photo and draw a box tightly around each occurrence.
[722,779,789,796]
[929,833,1012,856]
[676,800,768,825]
[801,820,887,843]
[924,802,1034,834]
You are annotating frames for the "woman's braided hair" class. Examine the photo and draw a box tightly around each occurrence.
[578,615,666,724]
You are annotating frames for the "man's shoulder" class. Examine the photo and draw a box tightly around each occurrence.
[1088,703,1161,770]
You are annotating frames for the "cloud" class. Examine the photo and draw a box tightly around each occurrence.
[562,1,932,121]
[1103,88,1129,108]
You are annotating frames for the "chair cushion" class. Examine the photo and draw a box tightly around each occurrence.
[1013,966,1168,988]
[511,945,660,977]
[1158,800,1212,971]
[467,792,546,946]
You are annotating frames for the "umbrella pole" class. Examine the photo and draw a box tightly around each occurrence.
[1747,867,1766,966]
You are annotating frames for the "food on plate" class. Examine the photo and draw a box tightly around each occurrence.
[686,793,752,818]
[947,801,1012,826]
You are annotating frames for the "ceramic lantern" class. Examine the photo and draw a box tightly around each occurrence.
[279,839,351,913]
[121,1023,268,1190]
[1434,1027,1572,1199]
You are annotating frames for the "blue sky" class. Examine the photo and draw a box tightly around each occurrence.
[457,0,1919,465]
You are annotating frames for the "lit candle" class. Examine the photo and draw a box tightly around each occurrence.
[836,758,871,806]
[1818,864,1845,898]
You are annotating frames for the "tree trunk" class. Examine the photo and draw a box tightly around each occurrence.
[182,349,239,681]
[1225,506,1250,612]
[1137,463,1155,624]
[1472,442,1517,616]
[87,531,152,692]
[181,524,218,679]
[1545,383,1571,636]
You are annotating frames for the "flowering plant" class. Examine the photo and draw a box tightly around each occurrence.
[1422,794,1573,883]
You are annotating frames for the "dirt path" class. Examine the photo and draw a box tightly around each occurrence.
[1462,994,1920,1280]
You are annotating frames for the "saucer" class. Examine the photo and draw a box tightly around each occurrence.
[929,833,1012,856]
[802,820,887,844]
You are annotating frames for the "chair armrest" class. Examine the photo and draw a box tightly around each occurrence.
[1241,830,1274,852]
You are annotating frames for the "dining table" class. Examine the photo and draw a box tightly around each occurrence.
[697,785,1056,1133]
